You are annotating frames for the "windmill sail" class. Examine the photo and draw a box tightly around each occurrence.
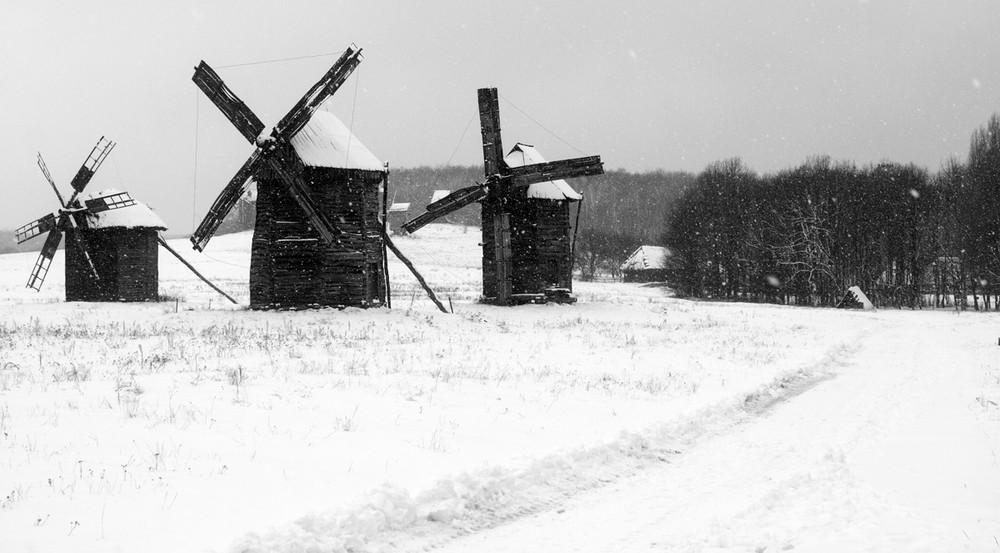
[27,229,63,291]
[192,62,266,144]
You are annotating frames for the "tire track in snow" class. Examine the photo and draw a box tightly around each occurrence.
[421,314,1000,552]
[332,335,867,553]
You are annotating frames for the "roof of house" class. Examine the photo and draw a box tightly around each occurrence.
[389,202,411,212]
[81,189,167,230]
[503,143,583,201]
[290,110,385,172]
[430,190,451,203]
[621,245,673,271]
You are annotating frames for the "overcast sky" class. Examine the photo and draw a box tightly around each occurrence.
[3,1,1000,235]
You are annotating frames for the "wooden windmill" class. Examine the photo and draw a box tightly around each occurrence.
[190,45,446,312]
[14,137,169,301]
[402,88,604,304]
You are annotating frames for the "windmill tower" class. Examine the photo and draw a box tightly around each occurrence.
[14,137,168,301]
[402,88,604,305]
[190,45,446,312]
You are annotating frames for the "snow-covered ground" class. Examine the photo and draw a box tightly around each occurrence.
[0,225,997,552]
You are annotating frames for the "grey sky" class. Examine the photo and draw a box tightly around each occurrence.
[3,1,999,235]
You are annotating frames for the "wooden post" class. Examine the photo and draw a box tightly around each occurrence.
[157,235,238,305]
[382,164,391,309]
[381,229,448,314]
[493,213,512,304]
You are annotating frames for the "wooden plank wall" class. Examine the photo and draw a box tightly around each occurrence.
[480,196,574,301]
[251,167,386,309]
[65,228,159,302]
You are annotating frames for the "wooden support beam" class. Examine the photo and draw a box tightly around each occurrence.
[158,234,238,305]
[381,229,448,314]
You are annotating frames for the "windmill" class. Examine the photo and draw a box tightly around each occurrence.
[13,137,167,300]
[15,138,241,303]
[190,44,446,312]
[402,88,604,304]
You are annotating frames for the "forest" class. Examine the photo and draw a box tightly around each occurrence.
[664,114,1000,310]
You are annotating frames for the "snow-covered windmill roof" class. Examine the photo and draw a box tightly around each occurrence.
[503,143,583,201]
[80,189,167,230]
[621,246,673,271]
[290,110,385,172]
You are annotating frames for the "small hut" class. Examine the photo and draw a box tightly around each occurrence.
[499,143,582,300]
[250,110,389,309]
[387,202,410,234]
[621,245,673,283]
[67,189,167,301]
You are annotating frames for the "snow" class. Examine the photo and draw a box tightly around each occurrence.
[621,245,673,271]
[0,224,997,553]
[504,143,583,201]
[289,110,385,171]
[80,188,167,230]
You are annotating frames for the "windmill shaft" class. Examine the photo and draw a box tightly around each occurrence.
[193,61,266,144]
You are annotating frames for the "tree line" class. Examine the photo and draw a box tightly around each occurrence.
[663,114,1000,310]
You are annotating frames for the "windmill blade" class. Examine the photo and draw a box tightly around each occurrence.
[85,191,137,213]
[37,153,67,207]
[507,155,604,188]
[263,151,345,247]
[478,88,505,176]
[401,185,487,234]
[69,136,116,193]
[193,61,267,144]
[26,229,63,291]
[15,213,58,244]
[191,149,265,251]
[271,45,363,142]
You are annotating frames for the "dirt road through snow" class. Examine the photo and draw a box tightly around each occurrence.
[433,311,1000,552]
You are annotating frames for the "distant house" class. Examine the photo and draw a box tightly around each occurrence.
[621,245,673,283]
[387,202,410,234]
[430,190,451,204]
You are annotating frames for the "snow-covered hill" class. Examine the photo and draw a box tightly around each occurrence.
[0,225,997,552]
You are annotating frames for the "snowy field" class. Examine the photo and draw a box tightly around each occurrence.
[0,224,997,552]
